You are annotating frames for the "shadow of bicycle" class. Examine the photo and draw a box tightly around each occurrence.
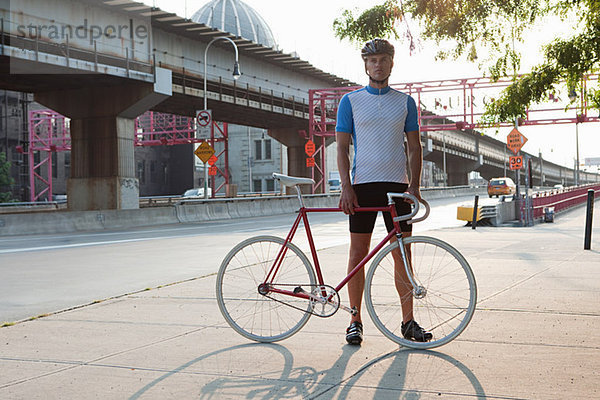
[129,342,486,399]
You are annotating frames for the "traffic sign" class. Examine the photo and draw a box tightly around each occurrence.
[209,166,218,176]
[196,110,212,126]
[194,141,215,163]
[208,155,218,166]
[196,110,212,139]
[509,155,523,170]
[306,157,315,167]
[305,140,315,157]
[506,128,528,154]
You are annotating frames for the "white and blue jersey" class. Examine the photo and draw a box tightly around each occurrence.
[335,85,419,185]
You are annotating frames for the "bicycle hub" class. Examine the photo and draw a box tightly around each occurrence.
[257,283,270,295]
[413,286,427,299]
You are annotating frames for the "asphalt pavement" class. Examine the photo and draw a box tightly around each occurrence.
[0,202,598,399]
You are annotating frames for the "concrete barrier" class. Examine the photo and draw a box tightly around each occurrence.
[0,187,482,236]
[493,200,518,226]
[422,186,487,201]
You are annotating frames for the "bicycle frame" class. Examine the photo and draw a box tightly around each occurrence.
[262,202,407,307]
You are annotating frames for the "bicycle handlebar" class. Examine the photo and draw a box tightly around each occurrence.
[387,192,431,225]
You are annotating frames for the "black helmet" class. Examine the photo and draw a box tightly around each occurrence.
[361,38,395,59]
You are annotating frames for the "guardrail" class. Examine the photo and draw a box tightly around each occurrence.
[531,184,600,220]
[2,186,486,211]
[0,200,67,214]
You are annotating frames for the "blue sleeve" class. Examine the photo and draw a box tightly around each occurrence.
[405,95,419,132]
[336,94,354,134]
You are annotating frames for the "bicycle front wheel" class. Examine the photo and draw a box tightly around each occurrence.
[365,236,477,349]
[216,235,316,343]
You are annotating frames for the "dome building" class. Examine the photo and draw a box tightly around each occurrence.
[191,0,277,49]
[190,0,285,194]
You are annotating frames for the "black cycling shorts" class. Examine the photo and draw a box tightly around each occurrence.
[349,182,412,234]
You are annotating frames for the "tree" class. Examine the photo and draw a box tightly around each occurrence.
[333,0,600,124]
[0,152,15,203]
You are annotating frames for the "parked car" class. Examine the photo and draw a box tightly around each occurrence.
[328,178,341,191]
[487,177,516,198]
[182,187,212,198]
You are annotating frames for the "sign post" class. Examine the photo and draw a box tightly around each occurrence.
[507,126,528,225]
[194,141,215,199]
[304,139,316,190]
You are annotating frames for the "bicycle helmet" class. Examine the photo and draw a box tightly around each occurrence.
[361,38,395,60]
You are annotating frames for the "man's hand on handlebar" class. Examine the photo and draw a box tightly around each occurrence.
[406,184,422,202]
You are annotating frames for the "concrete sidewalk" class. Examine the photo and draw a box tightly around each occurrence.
[0,205,599,399]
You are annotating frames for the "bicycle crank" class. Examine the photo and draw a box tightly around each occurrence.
[260,283,357,318]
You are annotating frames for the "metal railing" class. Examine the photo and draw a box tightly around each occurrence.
[530,184,600,219]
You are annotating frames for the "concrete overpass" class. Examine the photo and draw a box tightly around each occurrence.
[422,125,598,187]
[0,0,353,210]
[2,0,596,210]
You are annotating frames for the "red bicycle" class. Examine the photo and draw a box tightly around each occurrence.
[216,173,477,349]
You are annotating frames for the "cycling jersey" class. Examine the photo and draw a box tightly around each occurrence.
[335,85,419,184]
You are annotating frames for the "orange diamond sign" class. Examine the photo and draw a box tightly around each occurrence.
[506,128,528,155]
[194,141,215,163]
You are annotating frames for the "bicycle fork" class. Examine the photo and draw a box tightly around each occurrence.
[395,234,427,299]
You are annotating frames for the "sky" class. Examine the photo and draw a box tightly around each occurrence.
[144,0,599,171]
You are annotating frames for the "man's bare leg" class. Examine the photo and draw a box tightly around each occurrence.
[347,232,372,324]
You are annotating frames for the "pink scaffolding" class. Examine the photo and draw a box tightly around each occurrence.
[16,110,70,202]
[21,110,229,201]
[308,74,599,193]
[134,111,230,196]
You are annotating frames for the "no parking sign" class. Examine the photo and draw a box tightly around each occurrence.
[196,110,212,139]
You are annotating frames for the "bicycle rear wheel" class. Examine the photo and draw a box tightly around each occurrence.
[365,236,477,349]
[216,235,316,342]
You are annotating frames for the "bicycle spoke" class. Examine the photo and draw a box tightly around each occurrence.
[365,236,476,349]
[216,236,315,342]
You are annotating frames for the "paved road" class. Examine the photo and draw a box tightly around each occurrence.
[0,196,472,324]
[0,200,598,399]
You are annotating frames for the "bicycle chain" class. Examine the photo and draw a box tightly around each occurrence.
[263,283,338,318]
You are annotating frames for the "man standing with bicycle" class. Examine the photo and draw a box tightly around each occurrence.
[336,38,432,345]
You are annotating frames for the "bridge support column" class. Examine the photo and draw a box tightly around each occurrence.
[446,157,483,186]
[35,69,172,210]
[67,116,138,210]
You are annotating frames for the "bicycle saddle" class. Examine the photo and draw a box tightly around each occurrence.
[273,173,315,187]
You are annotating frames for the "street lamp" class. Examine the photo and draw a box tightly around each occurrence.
[202,36,241,198]
[569,88,582,186]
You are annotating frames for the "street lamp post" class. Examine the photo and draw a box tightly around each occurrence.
[568,88,583,186]
[575,121,580,185]
[202,36,241,199]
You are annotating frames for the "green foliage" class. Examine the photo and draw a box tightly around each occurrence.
[590,87,600,111]
[484,3,600,123]
[333,0,600,123]
[482,65,561,124]
[0,152,14,203]
[333,1,402,43]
